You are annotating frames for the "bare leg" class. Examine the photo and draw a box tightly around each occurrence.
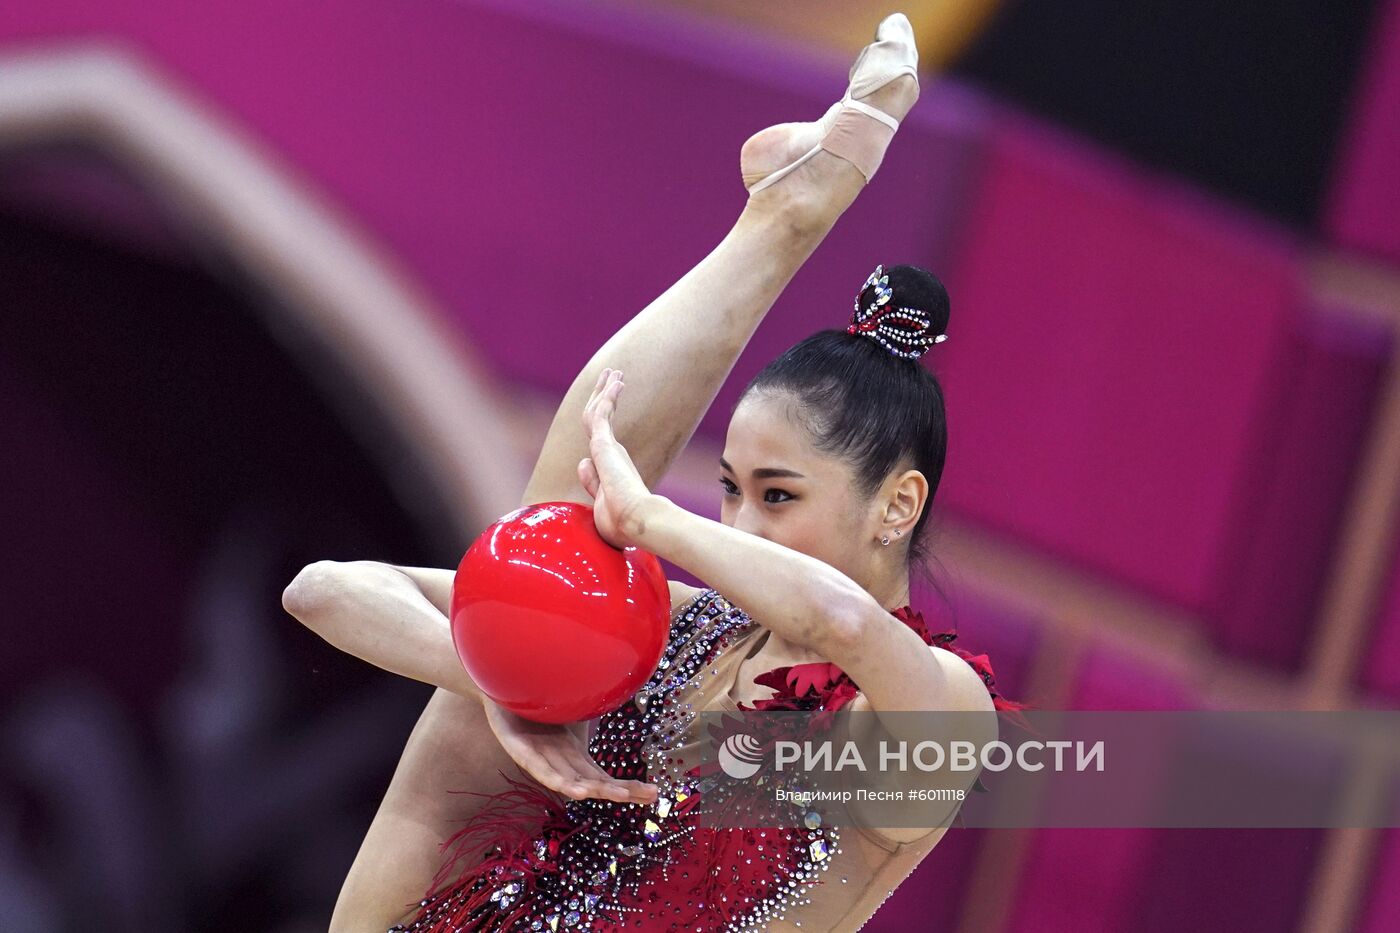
[332,72,920,931]
[330,690,536,930]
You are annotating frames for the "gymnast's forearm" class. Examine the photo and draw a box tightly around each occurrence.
[630,496,868,656]
[522,205,829,505]
[281,560,484,701]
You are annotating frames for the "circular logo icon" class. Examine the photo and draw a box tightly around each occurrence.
[717,732,765,779]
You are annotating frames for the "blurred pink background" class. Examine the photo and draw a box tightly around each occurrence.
[1,0,1398,929]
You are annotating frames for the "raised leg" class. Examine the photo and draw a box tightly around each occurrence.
[524,15,920,500]
[331,689,542,931]
[523,72,916,504]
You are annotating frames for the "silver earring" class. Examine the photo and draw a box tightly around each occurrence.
[894,529,903,537]
[880,535,890,546]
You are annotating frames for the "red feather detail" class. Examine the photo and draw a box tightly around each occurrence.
[395,769,579,930]
[741,604,1030,728]
[431,769,570,889]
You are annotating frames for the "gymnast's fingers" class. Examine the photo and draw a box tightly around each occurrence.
[619,778,660,803]
[540,745,624,802]
[602,372,624,418]
[582,368,612,428]
[564,746,654,803]
[577,457,601,498]
[514,746,570,797]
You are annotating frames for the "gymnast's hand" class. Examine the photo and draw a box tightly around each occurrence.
[578,368,655,549]
[481,695,660,804]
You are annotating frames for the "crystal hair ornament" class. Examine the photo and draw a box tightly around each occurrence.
[845,264,947,359]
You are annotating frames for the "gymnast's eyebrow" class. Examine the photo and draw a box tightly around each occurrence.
[719,457,806,480]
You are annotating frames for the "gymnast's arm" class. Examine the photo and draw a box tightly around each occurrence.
[280,560,484,701]
[281,560,702,738]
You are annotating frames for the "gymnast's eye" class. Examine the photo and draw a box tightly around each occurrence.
[719,477,739,496]
[764,489,795,504]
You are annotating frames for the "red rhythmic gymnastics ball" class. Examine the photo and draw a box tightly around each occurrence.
[451,501,670,723]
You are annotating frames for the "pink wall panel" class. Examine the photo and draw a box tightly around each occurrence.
[1326,0,1400,263]
[1212,307,1392,672]
[1361,825,1400,933]
[1131,829,1322,933]
[862,827,984,932]
[1007,649,1319,933]
[939,115,1302,619]
[1005,645,1193,932]
[1007,828,1155,933]
[1363,543,1400,702]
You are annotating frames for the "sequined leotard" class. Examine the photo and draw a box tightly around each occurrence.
[391,589,1021,932]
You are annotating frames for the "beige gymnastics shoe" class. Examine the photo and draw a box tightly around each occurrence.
[741,12,921,194]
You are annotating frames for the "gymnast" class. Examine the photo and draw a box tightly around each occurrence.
[283,13,1014,931]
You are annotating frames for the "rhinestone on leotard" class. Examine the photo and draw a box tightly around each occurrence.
[396,590,844,932]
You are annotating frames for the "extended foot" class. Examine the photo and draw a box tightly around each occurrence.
[740,14,921,228]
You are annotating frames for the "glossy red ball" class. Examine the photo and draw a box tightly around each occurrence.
[451,501,670,723]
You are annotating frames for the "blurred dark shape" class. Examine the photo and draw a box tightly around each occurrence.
[950,0,1382,227]
[0,145,456,931]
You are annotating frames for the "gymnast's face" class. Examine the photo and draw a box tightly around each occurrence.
[719,391,879,582]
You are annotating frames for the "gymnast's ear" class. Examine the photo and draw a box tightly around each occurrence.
[879,467,927,537]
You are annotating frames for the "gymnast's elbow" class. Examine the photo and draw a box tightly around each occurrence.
[281,560,346,621]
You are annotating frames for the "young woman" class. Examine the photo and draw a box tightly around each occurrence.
[282,13,1020,931]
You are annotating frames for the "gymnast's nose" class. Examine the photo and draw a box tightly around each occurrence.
[730,504,769,541]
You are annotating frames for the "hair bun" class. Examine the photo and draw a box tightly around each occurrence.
[847,263,950,359]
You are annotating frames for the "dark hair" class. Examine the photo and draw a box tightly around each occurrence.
[737,264,950,571]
